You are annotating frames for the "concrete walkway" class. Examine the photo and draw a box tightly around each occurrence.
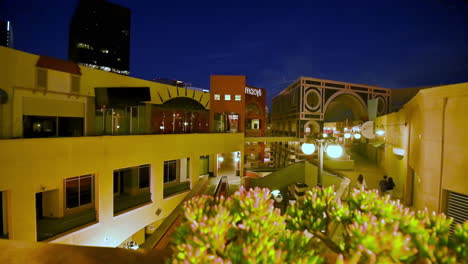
[336,151,387,193]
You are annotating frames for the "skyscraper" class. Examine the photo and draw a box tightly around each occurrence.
[0,20,14,48]
[68,0,130,75]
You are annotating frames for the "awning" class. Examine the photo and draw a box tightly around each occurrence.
[36,55,81,75]
[95,87,151,108]
[370,141,385,148]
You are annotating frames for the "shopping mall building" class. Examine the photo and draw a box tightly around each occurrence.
[0,46,268,246]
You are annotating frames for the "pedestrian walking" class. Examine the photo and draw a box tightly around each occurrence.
[355,174,367,190]
[385,177,395,197]
[379,175,388,194]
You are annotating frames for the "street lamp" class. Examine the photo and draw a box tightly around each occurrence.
[301,133,344,187]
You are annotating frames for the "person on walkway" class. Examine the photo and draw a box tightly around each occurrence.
[386,177,395,197]
[379,175,388,194]
[355,174,367,190]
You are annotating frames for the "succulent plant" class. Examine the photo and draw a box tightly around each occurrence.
[170,187,467,264]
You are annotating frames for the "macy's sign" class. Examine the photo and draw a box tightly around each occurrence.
[245,87,262,97]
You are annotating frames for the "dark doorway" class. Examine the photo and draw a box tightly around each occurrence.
[58,117,84,137]
[36,192,43,220]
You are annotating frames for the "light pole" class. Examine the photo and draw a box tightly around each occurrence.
[301,133,344,187]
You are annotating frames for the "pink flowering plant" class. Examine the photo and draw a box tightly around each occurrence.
[170,186,467,264]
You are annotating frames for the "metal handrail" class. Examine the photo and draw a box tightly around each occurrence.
[213,176,229,198]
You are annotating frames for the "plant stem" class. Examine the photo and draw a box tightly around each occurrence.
[312,231,345,255]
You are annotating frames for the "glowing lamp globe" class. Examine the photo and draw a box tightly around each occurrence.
[323,133,328,138]
[218,157,224,162]
[301,143,316,155]
[344,132,351,139]
[376,129,385,136]
[354,133,362,139]
[326,144,343,158]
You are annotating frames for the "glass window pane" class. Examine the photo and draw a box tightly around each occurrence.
[169,161,177,182]
[66,178,79,208]
[113,171,119,193]
[139,165,150,188]
[164,162,169,183]
[79,176,92,205]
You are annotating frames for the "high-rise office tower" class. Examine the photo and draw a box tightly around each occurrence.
[0,20,14,48]
[68,0,130,75]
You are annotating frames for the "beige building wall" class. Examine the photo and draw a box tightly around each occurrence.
[0,47,210,139]
[0,133,243,247]
[373,82,468,213]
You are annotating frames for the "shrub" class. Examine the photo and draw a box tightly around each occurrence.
[170,187,467,264]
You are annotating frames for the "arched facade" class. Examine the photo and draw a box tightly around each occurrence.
[152,96,209,134]
[323,92,368,122]
[271,76,391,138]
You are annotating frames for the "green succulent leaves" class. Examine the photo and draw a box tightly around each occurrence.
[170,187,468,264]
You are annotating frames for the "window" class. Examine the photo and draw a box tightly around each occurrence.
[100,49,109,54]
[113,164,152,214]
[37,68,47,90]
[164,160,177,183]
[235,95,241,101]
[76,43,93,50]
[138,165,150,189]
[71,75,80,93]
[225,94,231,101]
[65,175,93,209]
[163,158,191,198]
[214,94,221,100]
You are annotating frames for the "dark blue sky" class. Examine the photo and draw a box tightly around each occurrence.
[1,0,467,103]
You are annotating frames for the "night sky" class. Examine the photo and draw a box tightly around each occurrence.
[1,0,467,103]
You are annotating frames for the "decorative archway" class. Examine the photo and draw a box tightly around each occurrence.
[323,91,368,122]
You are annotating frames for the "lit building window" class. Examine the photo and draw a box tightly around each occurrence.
[225,94,231,101]
[76,43,93,50]
[101,49,109,54]
[235,95,241,101]
[214,94,221,100]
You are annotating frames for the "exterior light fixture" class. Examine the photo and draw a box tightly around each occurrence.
[323,133,328,138]
[326,144,343,158]
[344,132,351,139]
[376,129,385,136]
[234,157,240,162]
[218,157,224,162]
[301,143,316,155]
[354,133,362,139]
[116,125,120,129]
[301,133,344,186]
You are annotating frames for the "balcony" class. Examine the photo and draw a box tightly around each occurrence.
[245,129,264,137]
[163,182,190,198]
[37,209,96,241]
[114,192,152,215]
